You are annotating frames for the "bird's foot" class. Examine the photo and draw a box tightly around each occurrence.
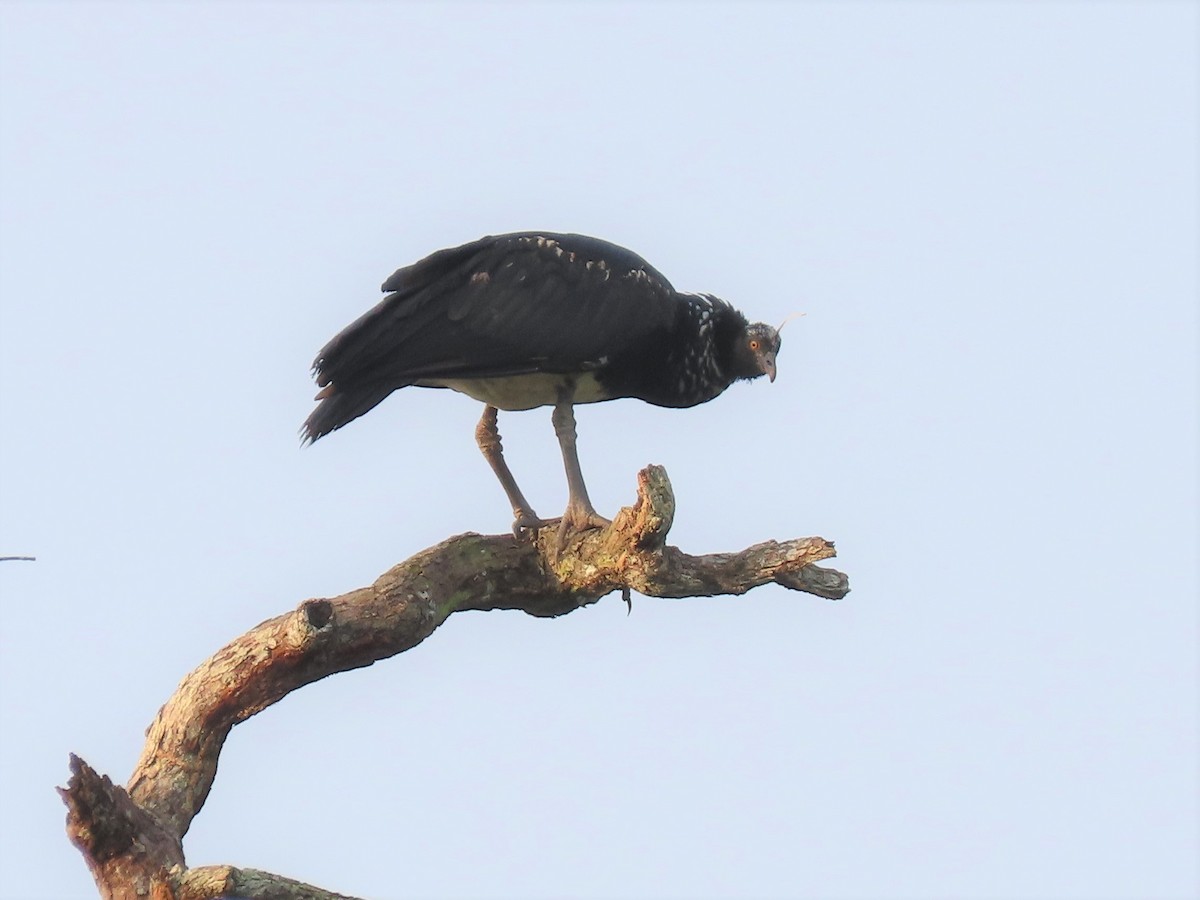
[555,503,611,553]
[511,509,551,539]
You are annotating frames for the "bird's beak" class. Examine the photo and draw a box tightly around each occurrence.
[763,351,777,383]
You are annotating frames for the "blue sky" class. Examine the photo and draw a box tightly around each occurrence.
[1,2,1196,898]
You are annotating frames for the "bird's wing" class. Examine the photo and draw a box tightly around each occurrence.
[313,233,679,390]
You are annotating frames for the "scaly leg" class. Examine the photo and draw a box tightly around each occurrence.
[475,405,545,536]
[551,387,611,544]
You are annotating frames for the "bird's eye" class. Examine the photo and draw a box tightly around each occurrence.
[749,339,760,351]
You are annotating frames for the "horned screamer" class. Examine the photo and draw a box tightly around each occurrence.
[303,232,781,539]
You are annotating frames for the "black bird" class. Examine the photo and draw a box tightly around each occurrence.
[303,232,781,537]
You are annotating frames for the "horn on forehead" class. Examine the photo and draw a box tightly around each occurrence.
[777,312,806,333]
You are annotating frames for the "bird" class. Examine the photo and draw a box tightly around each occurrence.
[302,231,782,540]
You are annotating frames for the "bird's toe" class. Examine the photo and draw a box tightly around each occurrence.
[554,504,611,551]
[511,510,550,539]
[578,511,612,531]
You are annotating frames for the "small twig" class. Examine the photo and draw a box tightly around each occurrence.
[0,556,36,562]
[177,866,362,900]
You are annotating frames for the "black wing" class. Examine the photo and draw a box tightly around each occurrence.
[303,232,679,440]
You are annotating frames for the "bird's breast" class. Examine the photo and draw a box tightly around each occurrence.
[419,372,611,411]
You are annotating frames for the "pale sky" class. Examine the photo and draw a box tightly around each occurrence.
[1,2,1196,898]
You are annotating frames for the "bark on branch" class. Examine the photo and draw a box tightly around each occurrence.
[61,465,849,899]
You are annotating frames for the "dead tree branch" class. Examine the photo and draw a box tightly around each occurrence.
[61,465,849,898]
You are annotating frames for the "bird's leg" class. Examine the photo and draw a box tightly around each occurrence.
[552,387,611,545]
[475,405,546,537]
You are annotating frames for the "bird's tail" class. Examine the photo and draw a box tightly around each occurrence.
[301,383,399,444]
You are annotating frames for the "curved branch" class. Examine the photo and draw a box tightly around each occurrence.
[62,465,849,898]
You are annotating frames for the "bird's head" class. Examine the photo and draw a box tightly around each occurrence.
[730,322,782,383]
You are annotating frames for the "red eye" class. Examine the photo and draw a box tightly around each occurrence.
[749,340,760,351]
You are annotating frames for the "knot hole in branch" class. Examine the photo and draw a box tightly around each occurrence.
[301,598,333,630]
